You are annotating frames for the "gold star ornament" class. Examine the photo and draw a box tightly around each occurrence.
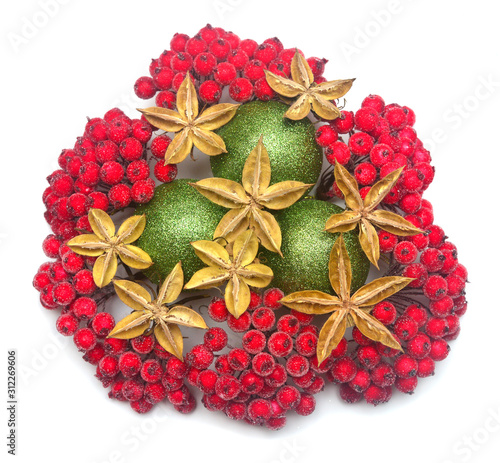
[139,73,240,164]
[108,262,207,360]
[264,50,355,121]
[184,230,273,318]
[280,235,413,364]
[67,209,152,288]
[190,137,313,256]
[325,163,422,268]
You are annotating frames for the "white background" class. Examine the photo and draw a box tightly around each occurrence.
[1,0,499,462]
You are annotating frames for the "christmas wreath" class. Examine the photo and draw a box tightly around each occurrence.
[34,25,468,430]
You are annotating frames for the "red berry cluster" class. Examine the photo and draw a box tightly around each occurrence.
[185,289,330,430]
[317,94,434,214]
[36,105,180,310]
[336,222,467,405]
[134,24,327,105]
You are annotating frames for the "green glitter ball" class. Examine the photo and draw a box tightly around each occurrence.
[135,179,226,285]
[261,199,370,295]
[211,100,323,187]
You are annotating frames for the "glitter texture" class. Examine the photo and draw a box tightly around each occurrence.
[135,179,226,284]
[261,199,370,295]
[211,100,323,188]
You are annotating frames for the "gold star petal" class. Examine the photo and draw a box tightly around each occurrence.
[190,137,313,255]
[67,209,153,288]
[108,262,207,360]
[280,235,413,364]
[325,163,422,268]
[138,73,240,164]
[184,230,273,319]
[264,50,355,121]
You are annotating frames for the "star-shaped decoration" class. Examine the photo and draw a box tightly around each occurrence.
[138,73,240,164]
[264,50,354,121]
[280,235,413,364]
[108,262,207,360]
[190,137,312,256]
[184,230,273,318]
[325,163,422,268]
[67,209,152,288]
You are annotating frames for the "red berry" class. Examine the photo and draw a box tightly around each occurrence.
[186,344,214,370]
[349,132,374,156]
[227,311,251,332]
[355,107,379,132]
[251,307,275,331]
[267,332,293,357]
[131,178,155,204]
[204,327,228,352]
[247,398,272,423]
[214,62,237,86]
[165,357,188,379]
[122,379,145,401]
[134,76,156,99]
[228,348,251,371]
[229,78,253,102]
[417,357,435,377]
[254,77,274,101]
[119,351,142,378]
[207,297,228,322]
[215,375,241,401]
[340,384,362,404]
[276,385,301,410]
[131,335,155,354]
[263,288,284,309]
[73,327,97,352]
[239,370,264,395]
[331,111,354,134]
[370,362,396,387]
[407,333,432,359]
[73,269,96,295]
[197,369,218,394]
[354,162,377,185]
[140,359,163,383]
[295,332,318,357]
[430,339,450,361]
[362,94,385,114]
[56,313,79,336]
[325,141,351,165]
[151,135,172,159]
[395,376,418,394]
[108,184,132,209]
[331,357,357,383]
[349,368,371,392]
[252,352,275,377]
[242,329,267,354]
[156,90,176,109]
[357,346,381,370]
[198,80,222,104]
[372,301,397,325]
[394,354,418,378]
[424,275,448,301]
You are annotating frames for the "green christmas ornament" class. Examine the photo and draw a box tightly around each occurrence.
[211,100,323,188]
[261,199,370,295]
[135,179,226,285]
